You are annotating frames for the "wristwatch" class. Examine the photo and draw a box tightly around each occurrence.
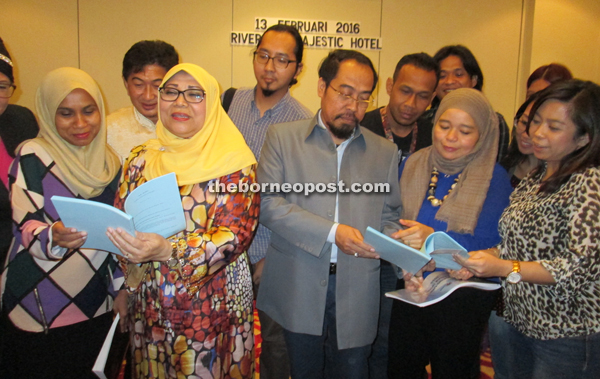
[506,260,522,284]
[166,242,180,269]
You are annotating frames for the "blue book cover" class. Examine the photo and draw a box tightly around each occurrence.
[51,172,185,256]
[363,227,469,274]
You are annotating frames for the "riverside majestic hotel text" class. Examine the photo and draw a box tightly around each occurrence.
[208,181,391,196]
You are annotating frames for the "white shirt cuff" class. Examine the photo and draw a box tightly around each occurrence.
[328,223,339,244]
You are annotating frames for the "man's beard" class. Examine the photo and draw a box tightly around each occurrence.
[261,88,276,97]
[327,114,358,140]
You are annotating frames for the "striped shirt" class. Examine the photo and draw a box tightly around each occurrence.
[226,87,313,263]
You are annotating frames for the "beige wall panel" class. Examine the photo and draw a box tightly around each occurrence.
[78,0,232,114]
[530,0,600,93]
[379,0,523,122]
[231,0,382,113]
[5,0,598,125]
[0,0,79,110]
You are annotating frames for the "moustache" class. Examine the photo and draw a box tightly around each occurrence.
[334,112,359,124]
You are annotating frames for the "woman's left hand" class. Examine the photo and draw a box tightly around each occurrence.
[392,219,434,250]
[402,269,424,292]
[113,290,129,332]
[453,249,511,278]
[447,267,474,280]
[106,227,172,263]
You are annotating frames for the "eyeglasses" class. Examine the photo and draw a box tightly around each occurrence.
[514,115,529,132]
[159,87,205,103]
[254,52,297,70]
[329,85,373,109]
[0,83,15,98]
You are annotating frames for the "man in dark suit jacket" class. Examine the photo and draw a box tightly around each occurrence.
[257,49,401,379]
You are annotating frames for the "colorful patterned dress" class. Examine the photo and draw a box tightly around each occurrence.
[116,146,259,379]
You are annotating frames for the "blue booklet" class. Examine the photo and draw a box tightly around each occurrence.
[363,227,469,274]
[51,172,185,256]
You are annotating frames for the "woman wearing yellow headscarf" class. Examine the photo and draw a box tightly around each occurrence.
[108,63,259,379]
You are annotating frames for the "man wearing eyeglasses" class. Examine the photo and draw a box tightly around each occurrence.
[107,40,179,161]
[360,52,439,379]
[256,49,401,379]
[223,24,312,379]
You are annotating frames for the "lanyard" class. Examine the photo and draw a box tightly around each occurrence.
[380,106,418,156]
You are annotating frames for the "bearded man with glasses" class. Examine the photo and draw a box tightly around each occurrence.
[256,49,402,379]
[222,24,313,379]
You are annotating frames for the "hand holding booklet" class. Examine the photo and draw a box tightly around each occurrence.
[385,271,500,307]
[51,172,185,256]
[363,227,470,274]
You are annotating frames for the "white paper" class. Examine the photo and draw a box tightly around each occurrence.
[385,271,500,307]
[92,314,120,379]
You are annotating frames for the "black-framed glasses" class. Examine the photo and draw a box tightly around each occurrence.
[159,87,205,103]
[0,83,16,99]
[254,52,297,69]
[329,85,373,109]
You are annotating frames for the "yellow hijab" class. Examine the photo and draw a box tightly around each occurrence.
[143,63,256,184]
[33,67,120,199]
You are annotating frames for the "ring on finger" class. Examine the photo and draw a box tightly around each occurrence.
[354,252,358,257]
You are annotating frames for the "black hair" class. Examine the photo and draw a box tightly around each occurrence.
[256,24,304,87]
[392,52,440,86]
[433,45,483,91]
[122,40,179,80]
[500,94,539,171]
[526,79,600,193]
[0,37,14,83]
[318,49,378,93]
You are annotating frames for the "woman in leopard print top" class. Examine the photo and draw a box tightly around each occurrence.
[457,80,600,378]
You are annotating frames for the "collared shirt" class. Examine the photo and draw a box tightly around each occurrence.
[107,106,156,162]
[316,110,355,263]
[226,87,313,263]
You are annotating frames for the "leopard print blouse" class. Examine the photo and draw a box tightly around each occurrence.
[499,166,600,340]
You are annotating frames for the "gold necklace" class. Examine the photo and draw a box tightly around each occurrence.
[427,167,461,207]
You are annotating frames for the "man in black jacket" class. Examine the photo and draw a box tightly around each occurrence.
[360,52,438,379]
[362,53,439,166]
